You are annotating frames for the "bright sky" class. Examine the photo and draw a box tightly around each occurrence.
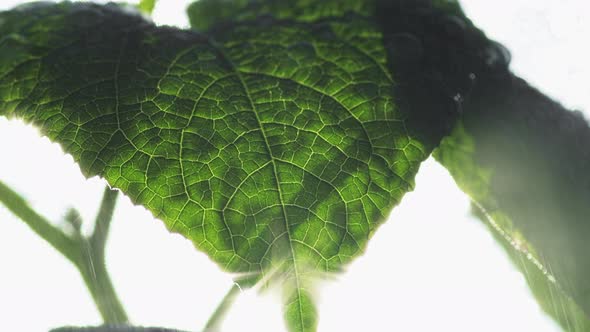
[0,1,588,331]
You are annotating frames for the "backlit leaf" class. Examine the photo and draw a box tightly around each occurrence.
[0,2,439,330]
[0,1,512,330]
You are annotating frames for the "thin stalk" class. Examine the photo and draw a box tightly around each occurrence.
[203,283,242,331]
[0,181,80,262]
[0,181,128,323]
[80,187,128,323]
[78,239,128,324]
[90,187,119,260]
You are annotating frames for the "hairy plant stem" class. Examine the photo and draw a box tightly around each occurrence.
[0,182,128,324]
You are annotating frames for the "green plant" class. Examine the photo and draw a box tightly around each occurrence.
[0,0,589,331]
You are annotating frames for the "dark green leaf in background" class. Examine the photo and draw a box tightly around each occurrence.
[435,74,590,330]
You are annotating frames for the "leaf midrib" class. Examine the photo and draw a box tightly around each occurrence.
[214,44,307,329]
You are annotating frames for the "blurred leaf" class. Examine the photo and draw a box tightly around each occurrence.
[470,203,590,331]
[435,74,590,329]
[137,0,156,15]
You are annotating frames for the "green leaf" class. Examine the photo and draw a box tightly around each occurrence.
[284,288,317,332]
[471,203,590,331]
[187,0,468,31]
[0,2,440,331]
[137,0,157,15]
[0,1,507,330]
[187,0,374,31]
[434,75,590,328]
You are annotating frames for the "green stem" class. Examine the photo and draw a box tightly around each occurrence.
[0,181,128,324]
[0,181,79,262]
[78,240,128,324]
[90,187,119,260]
[79,187,128,323]
[203,283,242,331]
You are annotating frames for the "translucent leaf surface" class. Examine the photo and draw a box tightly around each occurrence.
[0,2,436,331]
[0,1,508,330]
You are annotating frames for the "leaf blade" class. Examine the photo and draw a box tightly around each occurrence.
[0,3,432,330]
[137,0,157,15]
[1,1,509,330]
[434,74,590,328]
[470,203,590,331]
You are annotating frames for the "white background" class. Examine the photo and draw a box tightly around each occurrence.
[0,0,588,331]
